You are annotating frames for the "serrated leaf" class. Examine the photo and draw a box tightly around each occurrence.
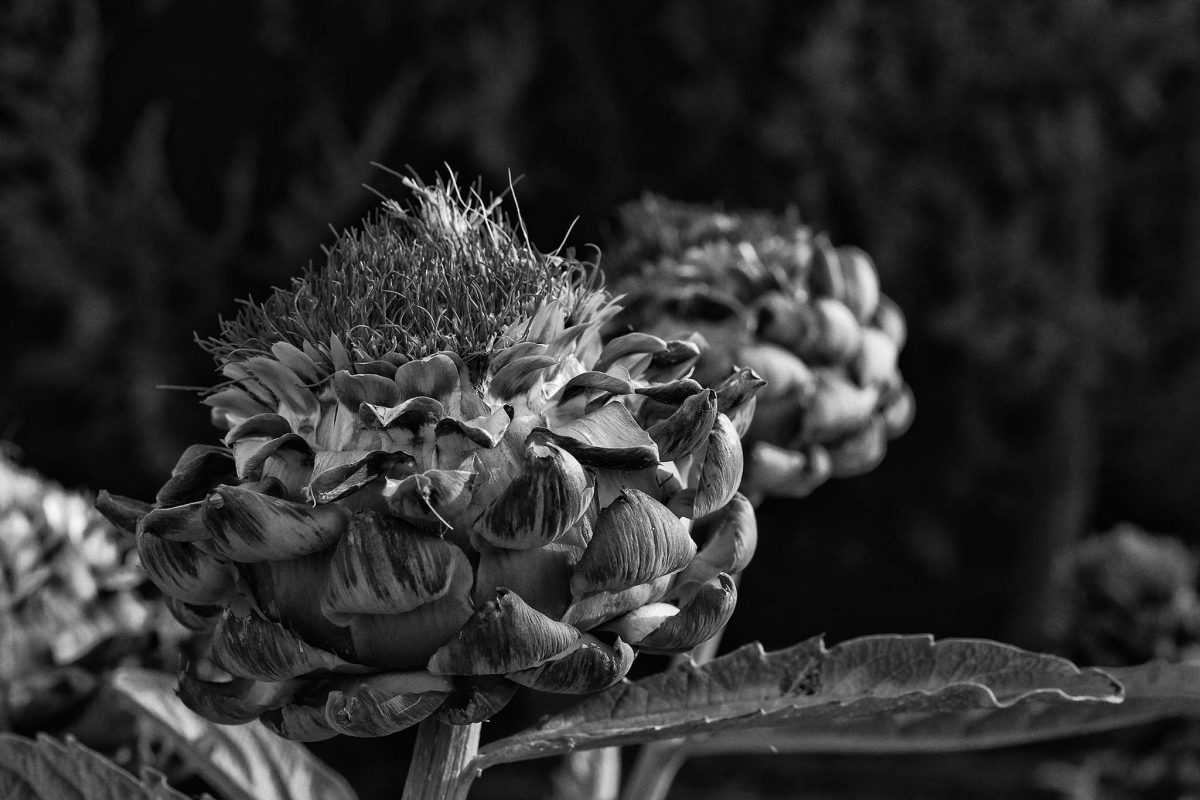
[0,733,190,800]
[684,659,1200,756]
[111,668,357,800]
[475,634,1123,768]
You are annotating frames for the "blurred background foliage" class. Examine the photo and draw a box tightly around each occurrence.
[4,0,1200,795]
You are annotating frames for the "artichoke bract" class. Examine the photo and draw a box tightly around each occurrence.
[607,196,914,501]
[98,178,761,741]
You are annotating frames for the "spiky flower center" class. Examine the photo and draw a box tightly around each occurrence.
[201,174,606,381]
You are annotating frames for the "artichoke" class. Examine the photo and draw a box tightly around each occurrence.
[607,195,914,501]
[0,450,181,730]
[1056,524,1200,666]
[98,177,760,741]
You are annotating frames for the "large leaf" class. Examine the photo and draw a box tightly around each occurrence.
[111,668,356,800]
[684,659,1200,756]
[0,733,190,800]
[475,634,1123,768]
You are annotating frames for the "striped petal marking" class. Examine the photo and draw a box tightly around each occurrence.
[202,484,350,562]
[428,589,580,676]
[321,512,472,620]
[507,633,635,694]
[637,573,737,653]
[135,531,236,605]
[211,609,362,682]
[477,441,590,549]
[320,671,452,737]
[570,487,695,597]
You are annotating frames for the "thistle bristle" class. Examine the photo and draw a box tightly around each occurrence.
[200,172,608,380]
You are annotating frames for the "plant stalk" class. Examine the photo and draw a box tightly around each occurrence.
[401,719,482,800]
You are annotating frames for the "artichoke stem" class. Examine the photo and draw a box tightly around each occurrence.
[401,719,482,800]
[619,742,687,800]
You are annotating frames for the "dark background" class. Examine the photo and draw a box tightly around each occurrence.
[4,1,1200,797]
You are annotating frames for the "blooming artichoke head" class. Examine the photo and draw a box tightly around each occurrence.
[98,177,761,740]
[607,195,914,501]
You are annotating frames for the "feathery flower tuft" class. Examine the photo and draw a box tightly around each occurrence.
[201,173,606,380]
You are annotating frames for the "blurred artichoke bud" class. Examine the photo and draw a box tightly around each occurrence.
[100,177,761,740]
[1056,524,1200,666]
[607,196,913,501]
[1,452,185,731]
